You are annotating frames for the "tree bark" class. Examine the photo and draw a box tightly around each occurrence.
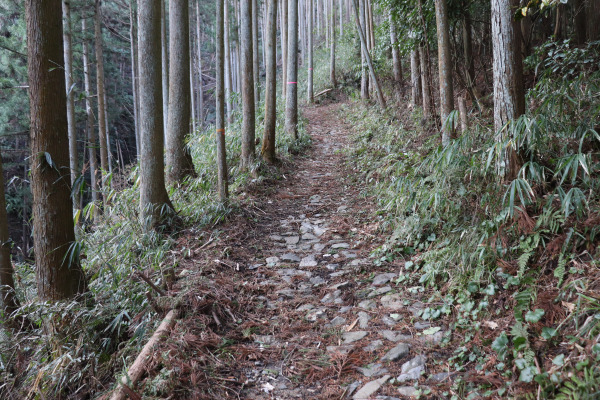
[138,0,174,228]
[573,0,586,45]
[462,12,476,99]
[166,0,196,184]
[216,0,229,201]
[410,48,422,107]
[419,45,433,119]
[0,152,20,325]
[281,0,289,99]
[82,18,100,222]
[196,1,204,128]
[62,1,79,210]
[285,0,299,138]
[330,0,337,87]
[26,0,87,300]
[225,0,233,123]
[491,0,524,180]
[389,10,403,98]
[95,0,109,189]
[586,0,600,41]
[435,0,454,145]
[262,0,278,163]
[161,0,169,136]
[307,0,314,103]
[359,0,369,99]
[351,0,385,107]
[241,0,256,168]
[129,0,141,158]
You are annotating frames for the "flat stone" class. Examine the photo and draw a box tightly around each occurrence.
[357,363,388,377]
[281,253,301,262]
[369,286,393,298]
[285,236,300,245]
[327,345,354,355]
[330,270,349,277]
[330,281,351,290]
[342,331,368,344]
[342,251,358,258]
[372,273,397,286]
[269,235,283,241]
[313,226,326,236]
[397,387,419,397]
[358,311,370,329]
[363,340,384,352]
[345,380,362,397]
[380,294,404,310]
[337,205,348,213]
[325,316,347,327]
[314,243,326,251]
[351,258,369,266]
[302,233,318,241]
[381,316,397,327]
[376,397,402,400]
[326,263,339,271]
[310,276,326,286]
[332,243,350,249]
[321,290,341,304]
[339,306,353,313]
[352,375,390,399]
[381,343,410,362]
[266,256,280,265]
[397,355,426,382]
[408,302,425,317]
[381,331,413,342]
[276,289,296,298]
[254,335,279,345]
[358,299,376,310]
[427,372,456,383]
[300,255,318,268]
[296,304,314,312]
[420,330,445,345]
[414,322,432,330]
[277,268,307,277]
[306,308,327,321]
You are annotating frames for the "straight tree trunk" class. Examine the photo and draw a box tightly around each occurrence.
[161,1,169,135]
[281,0,288,99]
[166,0,196,183]
[307,0,314,103]
[339,0,343,37]
[196,1,204,128]
[241,0,256,168]
[419,46,433,119]
[82,18,100,220]
[253,0,260,105]
[0,152,20,325]
[491,0,525,179]
[95,0,109,188]
[138,0,174,228]
[351,0,385,107]
[225,0,233,123]
[389,11,403,98]
[462,12,476,98]
[129,0,141,158]
[190,28,196,133]
[367,0,375,51]
[359,0,369,99]
[26,0,87,300]
[586,0,600,41]
[216,0,229,200]
[573,0,586,45]
[410,48,422,107]
[285,0,299,138]
[330,0,337,87]
[435,0,454,145]
[262,0,278,163]
[62,1,79,210]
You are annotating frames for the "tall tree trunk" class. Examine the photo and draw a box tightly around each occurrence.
[419,46,433,119]
[129,0,140,158]
[26,0,87,300]
[281,0,288,98]
[410,48,422,107]
[435,0,454,145]
[351,0,385,107]
[241,0,256,168]
[262,0,278,163]
[359,0,369,99]
[462,11,476,99]
[285,0,299,138]
[367,0,375,51]
[573,0,586,45]
[307,0,314,103]
[95,0,109,189]
[492,0,525,180]
[225,0,233,123]
[138,0,174,228]
[216,0,229,200]
[586,0,600,41]
[0,152,20,325]
[339,0,343,37]
[82,18,100,221]
[166,0,196,184]
[62,1,79,210]
[161,0,169,135]
[253,0,260,105]
[190,27,197,133]
[389,10,403,98]
[330,0,337,87]
[196,0,204,128]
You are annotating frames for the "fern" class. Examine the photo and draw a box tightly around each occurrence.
[514,289,533,322]
[554,254,567,287]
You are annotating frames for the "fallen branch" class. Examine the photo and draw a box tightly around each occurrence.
[110,309,179,400]
[315,88,333,98]
[134,271,166,297]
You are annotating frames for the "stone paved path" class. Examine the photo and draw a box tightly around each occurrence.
[169,101,455,399]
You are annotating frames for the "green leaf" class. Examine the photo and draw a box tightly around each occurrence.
[423,327,441,335]
[552,354,565,367]
[525,309,545,323]
[541,327,557,339]
[519,366,537,383]
[492,332,509,361]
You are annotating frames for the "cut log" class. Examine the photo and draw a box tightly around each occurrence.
[110,309,179,400]
[315,88,333,98]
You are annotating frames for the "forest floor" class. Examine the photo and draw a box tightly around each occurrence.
[146,96,456,400]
